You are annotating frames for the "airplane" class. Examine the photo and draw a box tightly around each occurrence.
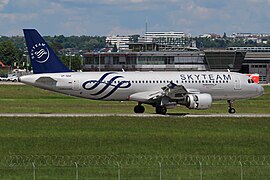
[19,29,264,115]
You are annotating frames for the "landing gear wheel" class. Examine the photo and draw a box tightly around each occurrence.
[134,105,145,113]
[156,106,167,115]
[228,108,236,114]
[227,100,236,114]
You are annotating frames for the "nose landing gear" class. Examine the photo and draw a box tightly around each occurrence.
[134,103,145,113]
[227,100,236,114]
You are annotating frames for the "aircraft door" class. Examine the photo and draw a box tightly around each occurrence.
[234,76,241,90]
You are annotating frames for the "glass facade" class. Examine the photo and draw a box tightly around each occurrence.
[204,50,245,70]
[83,51,207,71]
[83,50,270,83]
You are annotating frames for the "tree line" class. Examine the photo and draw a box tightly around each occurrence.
[0,35,107,71]
[0,34,270,72]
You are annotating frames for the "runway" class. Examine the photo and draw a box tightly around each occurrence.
[0,113,270,118]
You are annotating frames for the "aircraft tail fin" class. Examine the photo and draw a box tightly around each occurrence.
[23,29,71,74]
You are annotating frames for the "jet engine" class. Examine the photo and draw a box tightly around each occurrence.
[185,93,212,110]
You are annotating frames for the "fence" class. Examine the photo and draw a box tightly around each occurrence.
[0,155,270,179]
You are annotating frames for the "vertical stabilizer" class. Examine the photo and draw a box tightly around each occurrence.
[23,29,71,74]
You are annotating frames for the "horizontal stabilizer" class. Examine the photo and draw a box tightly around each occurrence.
[36,77,57,86]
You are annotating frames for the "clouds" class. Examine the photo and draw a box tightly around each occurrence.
[0,0,8,6]
[165,0,270,35]
[0,0,9,11]
[0,0,270,36]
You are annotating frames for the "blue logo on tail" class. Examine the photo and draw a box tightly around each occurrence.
[82,72,131,100]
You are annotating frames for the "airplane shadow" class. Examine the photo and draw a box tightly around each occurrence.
[166,113,189,116]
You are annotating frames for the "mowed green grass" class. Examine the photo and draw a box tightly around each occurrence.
[0,84,268,114]
[0,84,269,156]
[0,116,270,156]
[1,116,270,179]
[0,85,269,179]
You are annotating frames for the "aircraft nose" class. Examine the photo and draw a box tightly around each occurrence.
[257,85,264,96]
[259,86,264,95]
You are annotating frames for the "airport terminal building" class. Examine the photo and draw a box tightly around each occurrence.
[83,45,270,84]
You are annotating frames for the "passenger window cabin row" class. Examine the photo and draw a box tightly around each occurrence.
[130,80,230,84]
[88,80,230,84]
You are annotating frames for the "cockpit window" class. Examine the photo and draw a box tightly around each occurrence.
[248,78,254,84]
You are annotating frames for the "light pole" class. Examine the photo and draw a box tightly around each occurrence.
[98,51,101,72]
[23,53,29,72]
[80,55,84,71]
[26,54,29,72]
[69,54,71,70]
[69,54,75,70]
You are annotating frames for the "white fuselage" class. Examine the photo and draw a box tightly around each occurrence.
[20,71,264,101]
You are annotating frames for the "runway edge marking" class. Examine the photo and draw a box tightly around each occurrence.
[0,113,270,118]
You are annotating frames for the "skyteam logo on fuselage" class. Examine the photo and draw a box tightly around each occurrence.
[31,43,50,63]
[82,72,131,100]
[179,73,232,81]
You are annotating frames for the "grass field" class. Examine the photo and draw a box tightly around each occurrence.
[1,116,270,179]
[0,84,269,114]
[1,116,270,156]
[0,84,269,179]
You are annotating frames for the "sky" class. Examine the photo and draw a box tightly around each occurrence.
[1,0,270,36]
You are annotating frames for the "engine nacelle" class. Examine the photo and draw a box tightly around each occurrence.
[185,93,212,110]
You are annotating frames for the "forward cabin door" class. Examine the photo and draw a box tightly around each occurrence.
[234,75,241,90]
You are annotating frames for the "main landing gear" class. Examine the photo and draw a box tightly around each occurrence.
[227,100,236,114]
[155,106,167,115]
[133,103,167,115]
[134,103,145,113]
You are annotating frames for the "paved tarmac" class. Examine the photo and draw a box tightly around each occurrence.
[0,113,270,118]
[0,82,24,85]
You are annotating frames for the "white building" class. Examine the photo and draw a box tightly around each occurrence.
[139,31,191,46]
[106,35,130,51]
[230,33,270,38]
[199,33,221,39]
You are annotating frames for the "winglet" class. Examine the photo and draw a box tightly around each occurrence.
[23,29,72,74]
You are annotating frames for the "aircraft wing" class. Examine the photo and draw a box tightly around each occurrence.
[161,82,188,98]
[129,82,199,105]
[128,91,161,103]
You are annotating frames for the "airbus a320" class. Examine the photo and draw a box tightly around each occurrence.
[20,29,264,115]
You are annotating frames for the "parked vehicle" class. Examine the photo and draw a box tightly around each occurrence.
[7,75,18,82]
[0,76,8,81]
[0,74,18,82]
